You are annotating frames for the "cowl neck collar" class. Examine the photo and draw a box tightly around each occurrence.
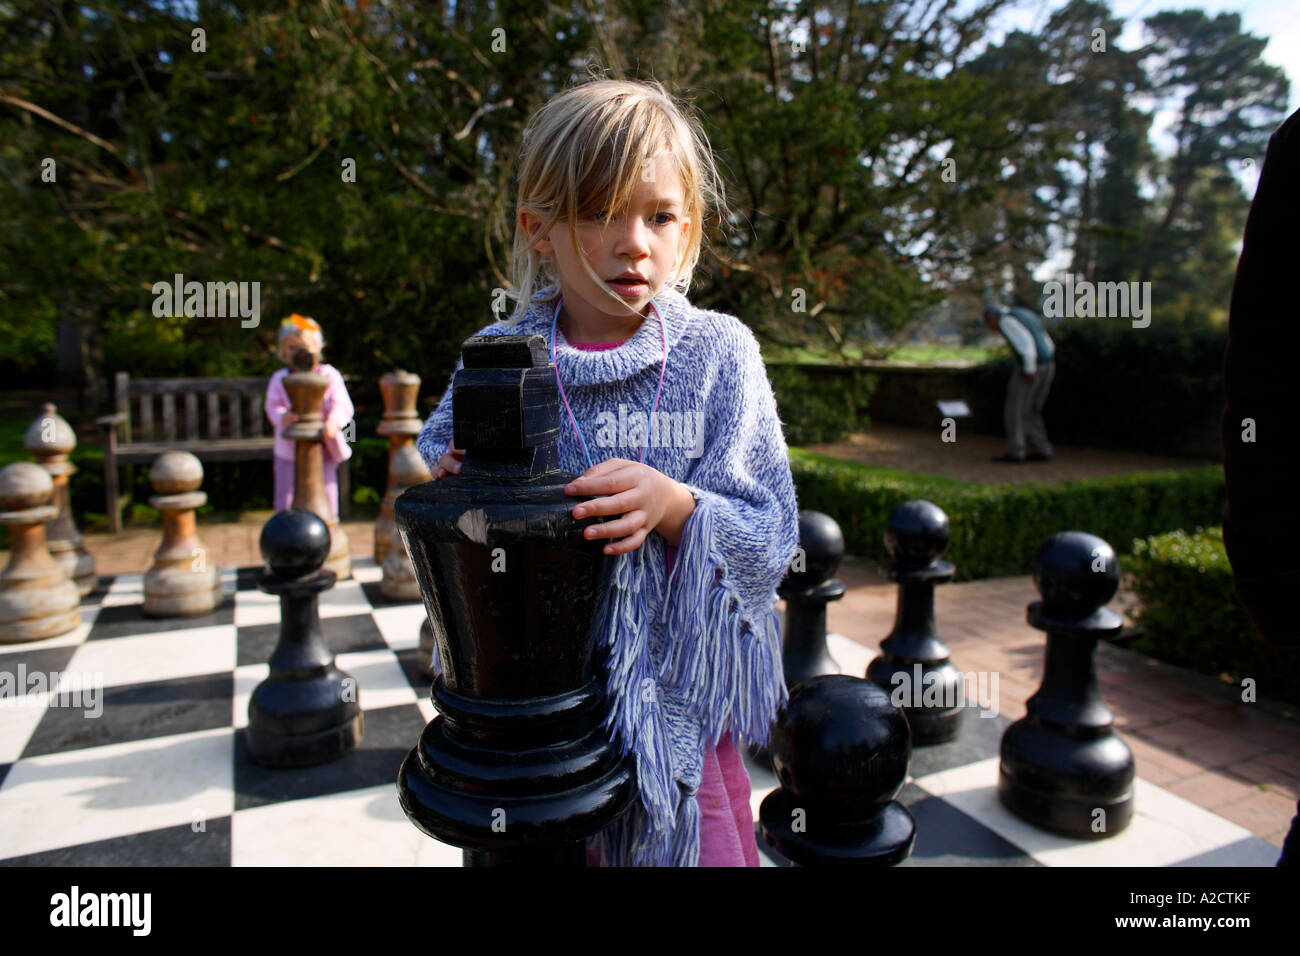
[502,283,696,387]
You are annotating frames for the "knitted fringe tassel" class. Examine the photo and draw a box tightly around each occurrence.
[595,777,701,867]
[662,494,789,750]
[591,545,678,866]
[671,788,702,867]
[586,495,789,866]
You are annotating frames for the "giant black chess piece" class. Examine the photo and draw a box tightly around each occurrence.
[395,334,636,867]
[866,500,965,744]
[779,511,846,685]
[998,531,1135,838]
[759,674,915,866]
[247,508,364,767]
[749,510,847,768]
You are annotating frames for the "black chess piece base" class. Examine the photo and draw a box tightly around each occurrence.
[903,704,965,745]
[867,656,966,745]
[398,674,635,861]
[247,562,364,768]
[760,788,916,866]
[247,676,365,768]
[998,719,1134,838]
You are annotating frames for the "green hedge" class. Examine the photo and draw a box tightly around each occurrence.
[968,319,1226,459]
[1128,527,1300,707]
[768,365,877,445]
[789,449,1226,579]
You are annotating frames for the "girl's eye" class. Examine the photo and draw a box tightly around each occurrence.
[589,211,675,225]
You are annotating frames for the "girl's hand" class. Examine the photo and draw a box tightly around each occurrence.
[565,458,685,555]
[433,442,465,480]
[282,411,298,427]
[322,419,337,440]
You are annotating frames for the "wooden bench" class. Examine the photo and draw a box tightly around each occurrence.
[96,372,350,533]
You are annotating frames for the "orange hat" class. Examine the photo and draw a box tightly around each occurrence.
[279,314,321,338]
[278,314,324,353]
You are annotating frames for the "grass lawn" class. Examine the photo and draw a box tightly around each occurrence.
[762,343,999,365]
[886,344,999,364]
[789,448,970,488]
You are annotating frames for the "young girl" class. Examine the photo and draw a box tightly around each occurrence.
[264,314,355,517]
[416,77,799,866]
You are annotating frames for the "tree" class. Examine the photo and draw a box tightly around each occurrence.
[3,0,1286,394]
[1137,9,1289,285]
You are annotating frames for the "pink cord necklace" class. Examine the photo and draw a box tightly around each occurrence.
[549,296,669,470]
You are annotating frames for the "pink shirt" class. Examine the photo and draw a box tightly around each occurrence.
[265,363,354,464]
[571,339,756,866]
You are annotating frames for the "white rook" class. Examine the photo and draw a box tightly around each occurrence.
[380,443,429,600]
[375,370,424,565]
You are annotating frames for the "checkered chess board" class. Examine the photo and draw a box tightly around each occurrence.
[0,559,1281,867]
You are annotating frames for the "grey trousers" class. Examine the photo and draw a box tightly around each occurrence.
[1004,361,1054,457]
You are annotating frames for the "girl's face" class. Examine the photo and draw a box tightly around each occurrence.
[523,153,690,335]
[280,334,320,368]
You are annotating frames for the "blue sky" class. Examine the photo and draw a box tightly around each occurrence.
[993,0,1298,117]
[988,0,1294,204]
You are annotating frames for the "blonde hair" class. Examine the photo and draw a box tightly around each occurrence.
[501,75,729,325]
[277,314,325,361]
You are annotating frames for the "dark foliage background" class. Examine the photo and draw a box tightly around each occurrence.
[1,0,1286,412]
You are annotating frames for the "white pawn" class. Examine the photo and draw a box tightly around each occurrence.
[143,452,222,617]
[25,403,96,596]
[0,462,80,642]
[381,443,430,601]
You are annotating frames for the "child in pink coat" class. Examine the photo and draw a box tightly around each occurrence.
[264,314,354,516]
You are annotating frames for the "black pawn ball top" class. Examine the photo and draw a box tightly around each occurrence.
[770,675,912,815]
[1032,531,1119,619]
[884,500,950,570]
[782,510,845,592]
[261,508,332,579]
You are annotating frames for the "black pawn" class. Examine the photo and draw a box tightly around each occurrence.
[780,511,847,685]
[759,675,915,866]
[247,508,364,767]
[750,511,848,769]
[998,531,1134,838]
[866,500,964,744]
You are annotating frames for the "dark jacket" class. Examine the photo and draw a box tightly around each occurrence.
[1222,107,1300,649]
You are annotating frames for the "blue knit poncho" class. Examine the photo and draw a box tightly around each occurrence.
[415,282,800,866]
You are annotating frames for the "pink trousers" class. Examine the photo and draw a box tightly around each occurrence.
[694,734,762,866]
[584,545,761,865]
[272,456,340,516]
[586,734,759,867]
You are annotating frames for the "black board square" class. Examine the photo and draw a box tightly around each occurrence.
[233,702,426,811]
[0,816,232,866]
[21,672,234,758]
[87,597,235,642]
[236,612,388,667]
